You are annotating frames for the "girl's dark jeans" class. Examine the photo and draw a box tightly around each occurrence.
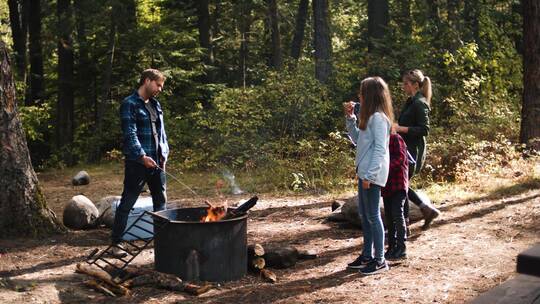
[383,190,407,249]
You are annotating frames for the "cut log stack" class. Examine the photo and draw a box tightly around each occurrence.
[247,243,318,283]
[75,263,212,297]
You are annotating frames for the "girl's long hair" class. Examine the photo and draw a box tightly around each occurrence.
[358,77,394,130]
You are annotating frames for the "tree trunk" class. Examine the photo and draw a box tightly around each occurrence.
[0,41,64,237]
[237,0,253,88]
[196,0,214,109]
[426,0,441,29]
[520,0,540,150]
[7,0,28,84]
[267,0,282,70]
[446,0,460,32]
[197,0,214,69]
[28,0,43,105]
[313,0,332,83]
[57,0,75,163]
[367,0,389,53]
[96,6,117,144]
[395,0,411,37]
[290,0,309,60]
[463,0,479,42]
[74,0,96,124]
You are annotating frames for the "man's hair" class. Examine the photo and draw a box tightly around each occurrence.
[138,69,165,86]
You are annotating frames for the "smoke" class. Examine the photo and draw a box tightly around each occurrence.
[222,169,244,195]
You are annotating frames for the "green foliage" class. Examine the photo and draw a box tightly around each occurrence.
[19,103,51,142]
[6,0,528,192]
[425,128,524,182]
[175,67,334,169]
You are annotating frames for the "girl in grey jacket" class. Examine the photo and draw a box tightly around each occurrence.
[344,76,393,275]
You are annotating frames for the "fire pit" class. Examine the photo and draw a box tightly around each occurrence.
[151,197,257,282]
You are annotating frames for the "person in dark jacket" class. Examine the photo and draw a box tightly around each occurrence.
[393,69,440,230]
[110,69,169,256]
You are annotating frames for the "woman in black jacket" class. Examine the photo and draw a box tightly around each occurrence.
[393,69,440,230]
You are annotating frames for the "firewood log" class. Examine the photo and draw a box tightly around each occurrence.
[249,257,266,271]
[260,269,277,283]
[297,249,318,260]
[248,244,265,257]
[184,283,212,296]
[122,269,212,295]
[83,279,117,297]
[75,263,130,296]
[103,265,149,282]
[263,246,298,269]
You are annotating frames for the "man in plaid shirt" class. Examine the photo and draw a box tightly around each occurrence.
[382,132,409,260]
[111,69,169,255]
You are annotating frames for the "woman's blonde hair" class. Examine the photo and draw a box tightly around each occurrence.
[403,69,432,106]
[357,76,394,130]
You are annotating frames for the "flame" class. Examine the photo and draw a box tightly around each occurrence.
[200,201,228,222]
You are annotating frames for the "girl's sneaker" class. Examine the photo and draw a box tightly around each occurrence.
[347,255,372,269]
[359,260,389,275]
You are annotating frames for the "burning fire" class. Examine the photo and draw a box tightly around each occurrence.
[201,201,228,222]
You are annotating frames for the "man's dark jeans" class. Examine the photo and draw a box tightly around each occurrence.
[383,190,407,249]
[111,160,166,244]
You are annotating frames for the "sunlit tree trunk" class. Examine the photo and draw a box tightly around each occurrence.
[313,0,332,83]
[0,41,65,237]
[520,0,540,150]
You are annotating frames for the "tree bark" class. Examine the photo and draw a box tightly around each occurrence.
[367,0,389,53]
[7,0,28,83]
[290,0,309,60]
[313,0,332,83]
[57,0,75,163]
[520,0,540,150]
[267,0,282,70]
[0,41,64,237]
[28,0,43,105]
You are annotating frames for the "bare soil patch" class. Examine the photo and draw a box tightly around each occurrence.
[1,163,539,303]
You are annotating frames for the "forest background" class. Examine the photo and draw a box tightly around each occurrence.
[1,0,537,194]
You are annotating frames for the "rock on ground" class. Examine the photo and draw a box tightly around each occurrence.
[335,194,423,227]
[72,171,90,186]
[94,196,121,227]
[62,195,99,229]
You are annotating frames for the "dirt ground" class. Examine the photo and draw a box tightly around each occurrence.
[0,162,539,304]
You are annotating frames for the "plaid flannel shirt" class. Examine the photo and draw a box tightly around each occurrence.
[120,91,169,163]
[381,133,409,198]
